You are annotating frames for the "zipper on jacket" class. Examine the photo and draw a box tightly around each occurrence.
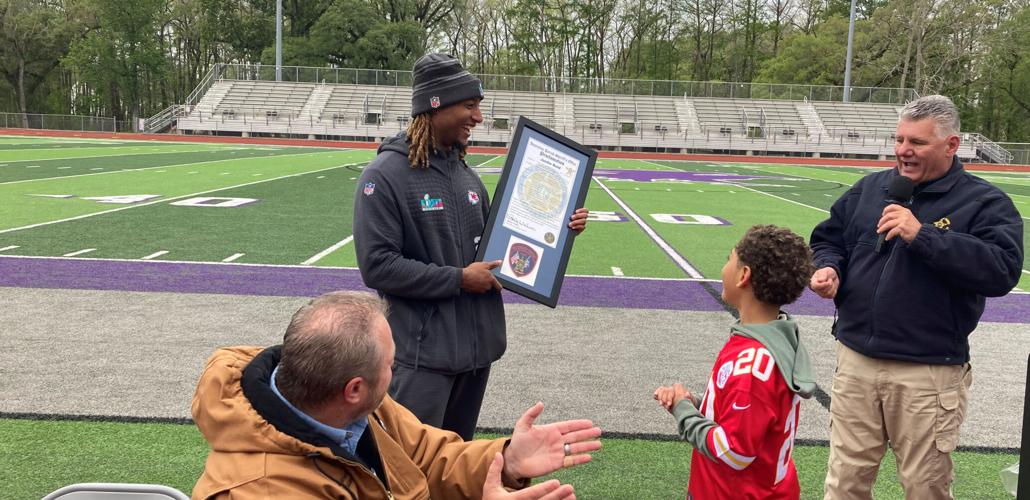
[372,413,395,499]
[414,305,437,371]
[867,246,893,350]
[867,193,916,350]
[450,156,479,369]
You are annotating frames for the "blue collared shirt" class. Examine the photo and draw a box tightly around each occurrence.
[269,365,368,457]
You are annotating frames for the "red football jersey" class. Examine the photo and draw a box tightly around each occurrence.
[687,335,802,500]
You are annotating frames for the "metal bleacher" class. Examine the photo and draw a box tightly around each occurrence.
[813,101,900,139]
[481,90,557,132]
[214,80,315,119]
[169,63,1007,161]
[572,94,680,139]
[690,98,806,138]
[321,85,411,128]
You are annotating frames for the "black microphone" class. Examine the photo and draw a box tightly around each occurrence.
[875,175,915,253]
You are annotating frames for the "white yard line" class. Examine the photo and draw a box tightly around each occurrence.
[0,253,727,283]
[568,272,718,282]
[733,163,864,187]
[0,162,363,235]
[724,182,829,214]
[473,156,499,167]
[0,245,19,252]
[593,177,704,279]
[302,236,354,265]
[222,253,245,263]
[0,146,238,167]
[63,248,96,257]
[639,159,682,172]
[141,251,169,260]
[0,150,350,186]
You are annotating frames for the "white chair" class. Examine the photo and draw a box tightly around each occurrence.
[41,483,190,500]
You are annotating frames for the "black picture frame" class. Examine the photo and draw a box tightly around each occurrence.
[475,116,597,308]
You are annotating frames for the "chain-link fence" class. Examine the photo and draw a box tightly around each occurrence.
[997,143,1030,165]
[0,112,131,132]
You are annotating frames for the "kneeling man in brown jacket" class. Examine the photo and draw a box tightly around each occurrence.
[191,291,601,499]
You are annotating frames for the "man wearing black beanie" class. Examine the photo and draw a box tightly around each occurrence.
[353,53,590,439]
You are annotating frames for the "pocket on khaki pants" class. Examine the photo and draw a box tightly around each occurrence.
[934,389,961,453]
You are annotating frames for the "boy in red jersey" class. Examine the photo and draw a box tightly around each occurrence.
[655,225,817,500]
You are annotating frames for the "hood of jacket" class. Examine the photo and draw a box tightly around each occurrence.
[191,345,336,458]
[730,314,816,398]
[378,131,411,157]
[377,131,468,167]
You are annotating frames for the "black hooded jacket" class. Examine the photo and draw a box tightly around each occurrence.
[353,132,505,374]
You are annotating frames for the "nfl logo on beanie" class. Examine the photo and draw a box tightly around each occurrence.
[411,53,485,117]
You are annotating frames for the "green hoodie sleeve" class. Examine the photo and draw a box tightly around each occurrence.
[671,399,717,461]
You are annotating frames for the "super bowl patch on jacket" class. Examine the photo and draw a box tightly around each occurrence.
[420,194,444,211]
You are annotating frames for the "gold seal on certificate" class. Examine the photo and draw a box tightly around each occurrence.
[474,117,597,308]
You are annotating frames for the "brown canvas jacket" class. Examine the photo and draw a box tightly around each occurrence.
[191,346,513,499]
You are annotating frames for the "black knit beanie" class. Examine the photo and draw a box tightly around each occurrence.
[410,53,484,117]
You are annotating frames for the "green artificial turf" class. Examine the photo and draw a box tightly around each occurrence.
[1,136,1026,287]
[0,149,373,232]
[0,146,333,183]
[0,419,1016,499]
[1,161,368,264]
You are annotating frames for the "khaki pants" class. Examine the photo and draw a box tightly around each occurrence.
[824,342,972,500]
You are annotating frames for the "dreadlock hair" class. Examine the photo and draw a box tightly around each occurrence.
[406,112,467,169]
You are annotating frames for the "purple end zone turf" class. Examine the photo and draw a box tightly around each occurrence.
[1,256,1025,322]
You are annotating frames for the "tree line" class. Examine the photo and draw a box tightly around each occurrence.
[0,0,1027,141]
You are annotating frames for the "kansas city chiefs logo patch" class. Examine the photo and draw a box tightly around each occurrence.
[467,190,480,205]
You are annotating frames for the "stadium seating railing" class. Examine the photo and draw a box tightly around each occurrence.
[966,133,1014,164]
[210,63,918,104]
[143,105,182,133]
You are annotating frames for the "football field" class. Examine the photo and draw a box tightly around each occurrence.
[1,134,1028,498]
[2,138,1027,287]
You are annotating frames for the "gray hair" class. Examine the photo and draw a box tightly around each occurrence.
[276,291,389,411]
[899,95,960,137]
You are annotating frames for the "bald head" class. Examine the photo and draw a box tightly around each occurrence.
[276,291,389,411]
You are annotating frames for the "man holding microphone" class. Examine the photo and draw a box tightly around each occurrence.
[809,95,1023,499]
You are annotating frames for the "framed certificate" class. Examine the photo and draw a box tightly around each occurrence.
[475,116,597,308]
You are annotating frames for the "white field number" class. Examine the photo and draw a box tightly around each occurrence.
[651,214,725,225]
[586,210,626,222]
[81,195,161,204]
[170,197,258,208]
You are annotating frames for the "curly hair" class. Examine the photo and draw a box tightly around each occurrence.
[406,112,467,169]
[734,224,815,307]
